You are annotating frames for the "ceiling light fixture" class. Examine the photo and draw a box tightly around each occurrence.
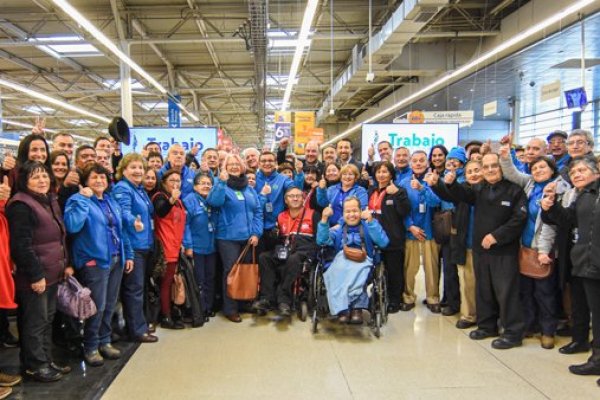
[51,0,201,123]
[2,119,59,134]
[321,0,597,147]
[280,0,319,111]
[0,77,111,123]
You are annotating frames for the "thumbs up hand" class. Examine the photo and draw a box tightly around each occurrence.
[444,170,457,185]
[424,169,439,187]
[361,166,369,181]
[368,145,375,161]
[319,177,327,190]
[78,184,93,198]
[2,152,15,171]
[260,183,271,196]
[0,176,11,200]
[410,174,422,191]
[64,167,80,187]
[134,214,144,232]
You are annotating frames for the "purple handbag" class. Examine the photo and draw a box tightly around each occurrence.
[57,276,97,320]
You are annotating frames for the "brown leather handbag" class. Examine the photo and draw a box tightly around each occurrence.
[342,225,367,262]
[519,246,553,279]
[227,244,259,300]
[432,210,453,245]
[171,272,186,305]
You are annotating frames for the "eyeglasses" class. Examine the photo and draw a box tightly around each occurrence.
[567,140,589,147]
[482,163,500,170]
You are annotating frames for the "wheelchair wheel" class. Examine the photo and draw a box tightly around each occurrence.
[374,312,382,338]
[378,265,388,324]
[309,263,323,333]
[298,301,308,322]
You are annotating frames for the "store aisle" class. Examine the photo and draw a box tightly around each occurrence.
[103,304,598,399]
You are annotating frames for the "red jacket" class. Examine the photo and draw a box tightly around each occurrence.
[0,200,16,309]
[153,192,186,263]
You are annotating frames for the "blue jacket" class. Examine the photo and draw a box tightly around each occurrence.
[207,179,263,241]
[157,163,197,198]
[511,149,530,174]
[182,192,217,255]
[399,175,441,240]
[254,171,296,230]
[112,179,155,251]
[317,183,368,226]
[64,193,134,269]
[394,167,412,186]
[317,219,389,259]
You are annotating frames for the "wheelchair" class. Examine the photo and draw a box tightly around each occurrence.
[290,256,314,322]
[309,246,388,338]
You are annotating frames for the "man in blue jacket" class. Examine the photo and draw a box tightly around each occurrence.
[399,151,442,313]
[158,144,196,198]
[254,151,296,251]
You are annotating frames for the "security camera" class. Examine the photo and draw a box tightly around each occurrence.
[366,72,375,83]
[529,80,536,87]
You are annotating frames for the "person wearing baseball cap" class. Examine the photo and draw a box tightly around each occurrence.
[547,130,569,171]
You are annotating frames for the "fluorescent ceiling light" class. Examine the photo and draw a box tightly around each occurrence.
[270,39,312,48]
[23,105,55,114]
[321,0,598,147]
[103,79,145,90]
[51,0,167,94]
[68,119,96,126]
[177,103,200,122]
[267,31,298,37]
[0,77,111,123]
[2,119,58,134]
[280,0,319,111]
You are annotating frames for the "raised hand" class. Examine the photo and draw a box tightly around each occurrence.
[361,209,373,222]
[322,206,333,222]
[78,184,93,198]
[361,167,369,181]
[191,144,200,156]
[64,167,80,187]
[480,139,492,155]
[279,137,290,149]
[444,170,456,185]
[386,182,399,195]
[423,169,439,187]
[319,177,327,190]
[499,143,510,160]
[410,174,422,191]
[31,116,46,136]
[219,169,229,182]
[134,214,144,232]
[295,160,304,174]
[171,188,181,201]
[200,160,209,173]
[260,183,271,196]
[368,145,375,161]
[0,176,11,200]
[2,152,16,171]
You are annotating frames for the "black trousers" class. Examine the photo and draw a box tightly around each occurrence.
[16,284,58,370]
[570,276,591,343]
[582,278,600,348]
[259,250,308,305]
[473,252,525,340]
[519,271,559,336]
[382,249,405,307]
[441,243,460,311]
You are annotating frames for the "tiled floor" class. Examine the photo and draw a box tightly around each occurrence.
[103,278,599,400]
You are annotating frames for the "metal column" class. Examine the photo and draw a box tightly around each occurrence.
[120,42,133,126]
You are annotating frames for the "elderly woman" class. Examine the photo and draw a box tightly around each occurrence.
[368,161,411,313]
[152,170,186,329]
[500,145,568,349]
[541,157,600,382]
[317,164,368,227]
[184,174,218,318]
[113,154,158,343]
[6,161,70,382]
[317,197,389,324]
[207,154,263,323]
[64,163,133,366]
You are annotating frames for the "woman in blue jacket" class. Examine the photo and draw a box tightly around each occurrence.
[316,164,368,226]
[207,154,263,323]
[183,173,218,318]
[64,163,134,367]
[112,154,158,343]
[317,197,389,324]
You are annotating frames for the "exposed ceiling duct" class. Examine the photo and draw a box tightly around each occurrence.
[248,0,267,144]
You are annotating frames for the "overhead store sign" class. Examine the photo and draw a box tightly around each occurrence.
[565,87,588,109]
[483,100,497,117]
[123,127,218,157]
[168,95,181,128]
[361,123,459,162]
[294,111,316,155]
[541,80,561,102]
[396,110,474,126]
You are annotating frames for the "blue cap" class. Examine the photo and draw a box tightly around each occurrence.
[447,147,467,164]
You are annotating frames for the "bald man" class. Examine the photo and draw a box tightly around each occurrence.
[513,137,547,174]
[277,138,324,175]
[157,144,197,197]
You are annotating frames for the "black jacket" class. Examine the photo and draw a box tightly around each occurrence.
[431,180,471,265]
[447,179,527,255]
[368,186,411,252]
[543,179,600,280]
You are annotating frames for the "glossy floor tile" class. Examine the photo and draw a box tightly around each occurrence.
[103,273,599,400]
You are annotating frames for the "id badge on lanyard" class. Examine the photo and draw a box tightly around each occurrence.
[235,191,245,201]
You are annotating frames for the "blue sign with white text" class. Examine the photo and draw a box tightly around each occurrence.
[122,127,218,157]
[168,95,181,128]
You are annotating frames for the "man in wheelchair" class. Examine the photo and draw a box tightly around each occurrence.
[253,187,320,317]
[317,196,389,324]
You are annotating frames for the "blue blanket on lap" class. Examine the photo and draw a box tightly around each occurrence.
[324,251,372,315]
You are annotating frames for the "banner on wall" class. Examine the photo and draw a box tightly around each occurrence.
[274,122,292,141]
[294,111,315,154]
[361,123,459,162]
[122,127,218,157]
[274,111,292,123]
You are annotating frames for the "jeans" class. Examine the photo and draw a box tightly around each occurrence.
[217,240,253,316]
[193,253,217,313]
[16,284,58,370]
[122,250,149,337]
[519,270,559,336]
[79,256,123,351]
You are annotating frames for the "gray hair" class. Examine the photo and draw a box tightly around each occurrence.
[569,155,599,176]
[242,147,260,158]
[569,129,594,148]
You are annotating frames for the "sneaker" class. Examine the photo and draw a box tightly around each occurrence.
[0,387,11,400]
[0,371,22,387]
[99,344,122,360]
[252,298,270,315]
[1,332,18,348]
[278,303,291,317]
[84,350,104,367]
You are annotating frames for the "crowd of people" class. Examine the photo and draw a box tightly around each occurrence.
[0,124,599,397]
